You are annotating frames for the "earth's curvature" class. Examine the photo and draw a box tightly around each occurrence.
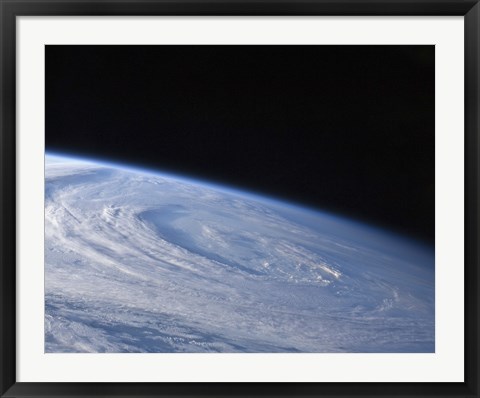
[45,154,435,353]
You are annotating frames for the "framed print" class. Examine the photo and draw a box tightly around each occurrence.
[1,1,479,397]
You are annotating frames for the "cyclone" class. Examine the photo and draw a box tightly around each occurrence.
[45,154,434,353]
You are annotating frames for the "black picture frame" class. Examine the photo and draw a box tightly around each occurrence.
[1,1,478,397]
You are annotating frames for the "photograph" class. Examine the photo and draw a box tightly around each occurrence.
[44,44,435,353]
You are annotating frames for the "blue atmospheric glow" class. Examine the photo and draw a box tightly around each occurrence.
[45,151,433,252]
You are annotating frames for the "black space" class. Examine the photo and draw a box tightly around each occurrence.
[46,45,434,244]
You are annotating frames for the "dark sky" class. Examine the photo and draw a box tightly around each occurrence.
[46,45,435,244]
